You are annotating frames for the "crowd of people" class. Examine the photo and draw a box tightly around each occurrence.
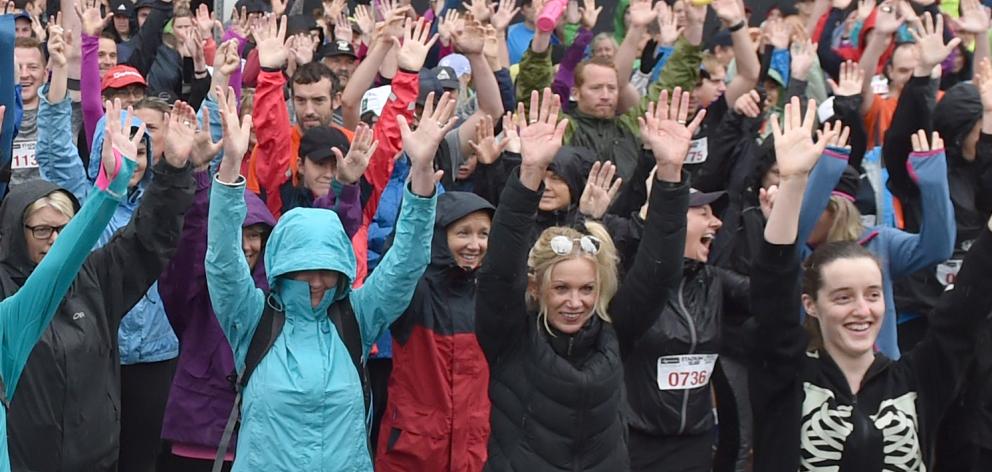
[0,0,987,469]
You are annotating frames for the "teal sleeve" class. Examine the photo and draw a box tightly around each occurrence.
[198,95,225,173]
[797,147,850,248]
[205,177,265,372]
[0,158,136,399]
[351,184,436,357]
[36,88,91,203]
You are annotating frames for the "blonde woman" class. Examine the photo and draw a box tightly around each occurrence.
[475,88,703,470]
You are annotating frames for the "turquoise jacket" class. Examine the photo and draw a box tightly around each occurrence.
[206,176,436,471]
[0,156,135,472]
[36,90,180,364]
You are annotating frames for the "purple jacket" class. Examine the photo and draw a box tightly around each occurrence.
[158,171,276,449]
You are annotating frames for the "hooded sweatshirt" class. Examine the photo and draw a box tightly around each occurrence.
[376,192,494,472]
[532,146,595,240]
[6,149,194,471]
[0,157,135,472]
[206,176,436,471]
[159,171,276,455]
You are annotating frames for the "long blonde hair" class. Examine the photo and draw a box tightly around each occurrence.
[825,196,865,243]
[527,221,619,335]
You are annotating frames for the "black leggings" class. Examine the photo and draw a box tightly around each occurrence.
[119,358,177,472]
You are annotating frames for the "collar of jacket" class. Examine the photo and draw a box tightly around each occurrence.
[546,314,603,363]
[812,348,892,402]
[569,109,619,125]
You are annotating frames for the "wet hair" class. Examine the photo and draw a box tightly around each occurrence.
[292,62,341,95]
[696,53,723,87]
[14,37,44,58]
[574,56,618,89]
[24,190,76,223]
[801,241,881,350]
[133,96,172,115]
[239,87,256,118]
[527,221,619,335]
[824,196,865,244]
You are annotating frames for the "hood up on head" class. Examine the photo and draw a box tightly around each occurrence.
[547,146,598,207]
[0,180,80,292]
[264,207,356,299]
[934,82,983,165]
[430,191,495,269]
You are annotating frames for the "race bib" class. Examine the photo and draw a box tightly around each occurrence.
[684,137,708,165]
[936,259,962,286]
[12,141,36,170]
[656,353,718,391]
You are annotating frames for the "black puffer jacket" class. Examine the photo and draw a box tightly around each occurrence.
[5,162,194,471]
[476,170,689,471]
[624,260,749,437]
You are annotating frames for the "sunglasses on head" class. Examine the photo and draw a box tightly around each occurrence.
[549,235,601,256]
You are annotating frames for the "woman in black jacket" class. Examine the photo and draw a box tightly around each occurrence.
[751,99,992,471]
[475,88,701,470]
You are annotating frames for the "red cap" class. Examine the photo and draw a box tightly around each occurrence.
[101,65,146,92]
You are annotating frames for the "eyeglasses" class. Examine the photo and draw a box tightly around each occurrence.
[549,235,601,256]
[25,224,67,240]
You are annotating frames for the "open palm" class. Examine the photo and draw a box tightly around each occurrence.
[519,89,568,170]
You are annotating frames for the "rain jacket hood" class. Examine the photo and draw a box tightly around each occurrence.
[0,181,80,291]
[264,207,356,298]
[430,192,495,269]
[934,82,983,166]
[547,146,596,207]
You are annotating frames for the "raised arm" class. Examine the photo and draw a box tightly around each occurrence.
[712,0,758,106]
[349,91,451,355]
[0,102,140,397]
[206,85,266,370]
[37,22,90,202]
[340,29,395,131]
[859,2,902,115]
[476,88,568,361]
[452,18,505,158]
[74,0,111,149]
[610,88,700,350]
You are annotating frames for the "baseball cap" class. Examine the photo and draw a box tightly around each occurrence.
[438,54,471,79]
[833,166,860,202]
[299,127,351,163]
[109,0,134,17]
[432,66,459,91]
[689,188,727,212]
[360,85,391,117]
[319,39,357,60]
[101,65,146,92]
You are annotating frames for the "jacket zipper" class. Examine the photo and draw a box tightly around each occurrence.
[675,278,695,435]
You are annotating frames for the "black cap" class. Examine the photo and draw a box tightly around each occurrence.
[319,39,357,60]
[431,66,459,91]
[689,188,728,212]
[134,0,157,10]
[286,14,318,37]
[299,127,350,163]
[833,166,860,202]
[109,0,134,16]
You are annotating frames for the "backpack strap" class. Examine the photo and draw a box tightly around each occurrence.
[213,295,284,472]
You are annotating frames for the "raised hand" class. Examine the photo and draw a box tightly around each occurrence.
[396,17,438,71]
[288,33,315,66]
[733,89,762,118]
[758,184,778,219]
[764,18,790,50]
[46,14,67,69]
[101,99,147,177]
[656,1,682,45]
[872,0,904,34]
[163,101,199,168]
[790,38,816,81]
[827,60,864,97]
[229,6,250,38]
[195,4,219,40]
[770,97,831,179]
[354,4,374,39]
[438,9,463,47]
[818,120,851,149]
[254,14,288,69]
[910,129,944,152]
[627,0,657,29]
[710,0,745,26]
[579,161,622,219]
[952,0,991,34]
[910,12,961,72]
[74,0,111,37]
[335,122,378,184]
[468,114,508,165]
[213,39,241,76]
[323,0,347,24]
[453,16,485,55]
[638,87,707,182]
[398,91,458,195]
[501,111,522,153]
[333,11,352,42]
[271,0,287,17]
[216,85,253,183]
[188,110,223,170]
[467,0,492,23]
[580,0,603,30]
[856,0,874,21]
[491,0,520,32]
[483,25,502,69]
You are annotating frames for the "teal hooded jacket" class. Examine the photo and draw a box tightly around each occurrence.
[206,174,436,471]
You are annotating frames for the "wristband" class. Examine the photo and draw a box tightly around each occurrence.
[728,20,746,32]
